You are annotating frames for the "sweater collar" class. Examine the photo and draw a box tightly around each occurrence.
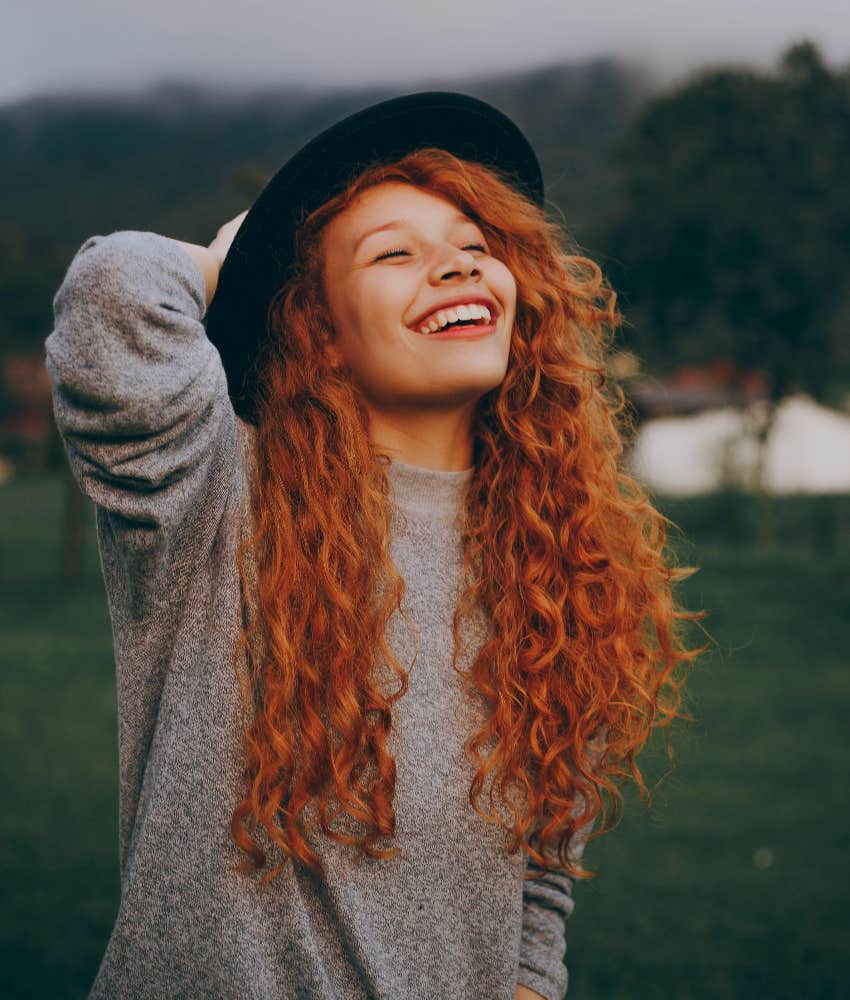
[386,457,473,522]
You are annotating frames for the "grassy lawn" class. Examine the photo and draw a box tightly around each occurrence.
[1,474,848,998]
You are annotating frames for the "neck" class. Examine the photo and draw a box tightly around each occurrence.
[366,401,477,472]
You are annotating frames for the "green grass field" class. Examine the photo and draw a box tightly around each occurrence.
[1,474,848,999]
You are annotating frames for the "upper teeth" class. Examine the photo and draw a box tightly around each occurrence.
[417,303,492,335]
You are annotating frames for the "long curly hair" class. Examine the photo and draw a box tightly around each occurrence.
[228,147,710,886]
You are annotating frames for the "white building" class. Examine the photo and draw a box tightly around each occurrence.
[627,394,850,496]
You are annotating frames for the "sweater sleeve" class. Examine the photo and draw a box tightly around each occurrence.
[516,811,595,1000]
[44,229,241,618]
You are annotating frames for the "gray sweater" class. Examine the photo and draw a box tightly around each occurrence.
[45,230,591,1000]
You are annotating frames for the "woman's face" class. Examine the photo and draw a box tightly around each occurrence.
[320,181,517,417]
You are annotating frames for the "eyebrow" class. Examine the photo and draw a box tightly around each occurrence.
[352,211,478,254]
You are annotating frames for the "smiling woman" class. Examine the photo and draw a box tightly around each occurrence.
[318,181,517,469]
[45,92,708,1000]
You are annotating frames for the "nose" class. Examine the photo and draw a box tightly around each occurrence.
[428,244,481,284]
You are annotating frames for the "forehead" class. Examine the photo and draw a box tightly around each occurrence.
[348,180,460,213]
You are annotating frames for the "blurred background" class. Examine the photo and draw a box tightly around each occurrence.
[1,2,849,997]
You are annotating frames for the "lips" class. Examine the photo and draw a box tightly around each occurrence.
[409,294,499,331]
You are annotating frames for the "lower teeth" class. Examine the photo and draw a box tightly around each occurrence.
[432,322,481,334]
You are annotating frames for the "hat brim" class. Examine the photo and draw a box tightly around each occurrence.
[204,90,544,424]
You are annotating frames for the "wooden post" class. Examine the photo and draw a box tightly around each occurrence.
[61,460,85,584]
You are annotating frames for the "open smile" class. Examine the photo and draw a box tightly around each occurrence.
[407,303,499,341]
[411,319,498,341]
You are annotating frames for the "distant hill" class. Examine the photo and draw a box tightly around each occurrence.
[0,57,654,352]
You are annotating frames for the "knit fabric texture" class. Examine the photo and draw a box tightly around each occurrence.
[45,230,591,1000]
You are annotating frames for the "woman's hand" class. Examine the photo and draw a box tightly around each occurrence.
[515,985,547,1000]
[207,209,249,268]
[172,208,249,308]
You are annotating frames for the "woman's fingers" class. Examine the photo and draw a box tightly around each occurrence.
[208,209,250,265]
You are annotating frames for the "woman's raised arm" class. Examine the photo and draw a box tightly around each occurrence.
[44,216,248,617]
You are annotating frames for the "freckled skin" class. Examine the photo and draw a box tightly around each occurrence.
[320,182,517,470]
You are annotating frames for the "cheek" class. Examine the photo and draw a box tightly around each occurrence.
[335,298,399,360]
[327,281,372,342]
[488,260,517,304]
[504,268,518,303]
[358,278,410,330]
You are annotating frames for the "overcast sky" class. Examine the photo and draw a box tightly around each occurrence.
[3,0,848,107]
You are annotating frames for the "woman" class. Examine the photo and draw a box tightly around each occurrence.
[45,92,706,1000]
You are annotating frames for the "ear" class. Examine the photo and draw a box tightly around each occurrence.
[322,330,346,370]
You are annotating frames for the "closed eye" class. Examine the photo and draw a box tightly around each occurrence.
[374,243,488,261]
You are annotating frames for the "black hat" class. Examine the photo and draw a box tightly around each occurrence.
[204,90,545,424]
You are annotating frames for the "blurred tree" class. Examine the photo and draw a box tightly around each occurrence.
[605,39,850,546]
[608,38,850,398]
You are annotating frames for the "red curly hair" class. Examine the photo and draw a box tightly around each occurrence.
[228,147,709,885]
